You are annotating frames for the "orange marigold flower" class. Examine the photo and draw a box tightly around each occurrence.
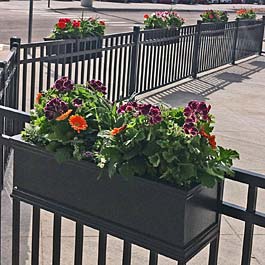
[111,125,127,136]
[35,93,42,104]
[56,109,73,121]
[69,115,88,133]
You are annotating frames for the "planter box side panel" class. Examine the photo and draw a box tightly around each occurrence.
[183,184,219,246]
[14,144,187,247]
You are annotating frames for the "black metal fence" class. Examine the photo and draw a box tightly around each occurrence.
[0,106,265,265]
[1,17,262,112]
[0,18,265,265]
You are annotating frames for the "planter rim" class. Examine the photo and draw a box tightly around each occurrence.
[11,134,205,198]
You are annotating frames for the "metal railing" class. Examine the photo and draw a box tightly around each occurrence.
[0,107,265,265]
[1,17,262,112]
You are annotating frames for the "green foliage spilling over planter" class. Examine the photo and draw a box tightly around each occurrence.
[143,11,185,29]
[22,77,239,189]
[200,10,229,23]
[236,9,256,20]
[49,16,106,40]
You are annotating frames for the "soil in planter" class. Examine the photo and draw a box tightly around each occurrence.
[44,38,103,64]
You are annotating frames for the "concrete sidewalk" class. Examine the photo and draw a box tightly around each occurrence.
[1,55,265,265]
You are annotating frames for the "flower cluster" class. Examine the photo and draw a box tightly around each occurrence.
[117,102,162,125]
[23,77,112,163]
[144,11,184,29]
[49,17,106,40]
[87,80,107,94]
[236,9,256,20]
[200,10,229,23]
[183,100,211,136]
[54,76,74,92]
[23,78,239,189]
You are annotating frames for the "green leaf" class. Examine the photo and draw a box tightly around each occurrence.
[148,153,160,168]
[54,148,72,163]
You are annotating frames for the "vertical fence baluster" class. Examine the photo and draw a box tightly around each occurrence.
[149,251,158,265]
[31,206,40,265]
[52,214,62,265]
[74,222,84,265]
[122,241,131,265]
[191,21,201,79]
[129,26,140,96]
[241,185,257,265]
[231,18,239,65]
[98,231,107,265]
[12,198,20,265]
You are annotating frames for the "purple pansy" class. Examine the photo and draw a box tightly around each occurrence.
[44,98,69,120]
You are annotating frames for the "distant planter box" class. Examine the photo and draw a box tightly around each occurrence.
[143,28,180,46]
[43,37,103,64]
[201,22,226,37]
[12,136,222,262]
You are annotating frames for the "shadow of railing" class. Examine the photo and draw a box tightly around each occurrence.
[142,56,265,107]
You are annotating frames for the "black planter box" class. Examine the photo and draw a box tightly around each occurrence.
[44,37,103,64]
[12,136,222,261]
[201,22,226,37]
[143,28,180,46]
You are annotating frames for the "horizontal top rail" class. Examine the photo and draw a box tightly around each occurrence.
[228,167,265,189]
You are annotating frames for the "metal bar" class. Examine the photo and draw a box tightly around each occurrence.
[221,202,265,228]
[149,251,158,265]
[241,185,258,265]
[31,206,40,265]
[28,0,34,43]
[74,222,84,265]
[52,214,62,265]
[191,21,202,78]
[122,241,131,265]
[231,19,239,65]
[98,231,107,265]
[128,26,140,96]
[12,198,20,265]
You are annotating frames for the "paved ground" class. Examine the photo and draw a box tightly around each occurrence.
[1,55,265,264]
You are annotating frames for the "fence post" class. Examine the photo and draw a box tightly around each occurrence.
[191,20,202,79]
[10,37,21,110]
[258,16,265,55]
[231,18,239,65]
[128,26,140,97]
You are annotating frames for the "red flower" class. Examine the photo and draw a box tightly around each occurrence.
[59,18,71,23]
[57,21,66,30]
[72,20,81,28]
[209,14,214,19]
[200,128,217,149]
[99,20,105,26]
[144,14,149,19]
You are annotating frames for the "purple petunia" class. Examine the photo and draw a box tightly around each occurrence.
[87,79,107,95]
[44,98,69,120]
[53,76,74,92]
